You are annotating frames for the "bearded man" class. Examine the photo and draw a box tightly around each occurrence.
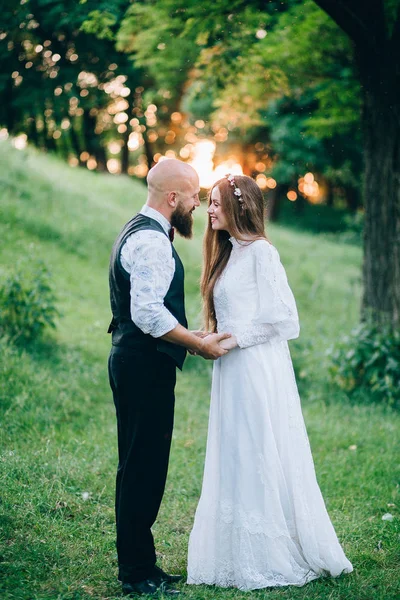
[107,159,230,597]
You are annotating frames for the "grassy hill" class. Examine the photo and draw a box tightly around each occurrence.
[0,141,399,600]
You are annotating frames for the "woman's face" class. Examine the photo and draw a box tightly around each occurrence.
[207,186,229,232]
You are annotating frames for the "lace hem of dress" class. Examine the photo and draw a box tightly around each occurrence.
[188,504,353,589]
[187,571,320,590]
[187,521,323,589]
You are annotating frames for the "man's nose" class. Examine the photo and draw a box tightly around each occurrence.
[194,195,200,207]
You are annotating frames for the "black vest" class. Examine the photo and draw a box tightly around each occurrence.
[108,214,188,370]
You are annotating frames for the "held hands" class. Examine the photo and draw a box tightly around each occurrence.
[198,332,233,360]
[188,330,209,355]
[188,330,236,359]
[162,326,233,359]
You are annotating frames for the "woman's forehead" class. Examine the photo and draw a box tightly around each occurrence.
[211,186,221,201]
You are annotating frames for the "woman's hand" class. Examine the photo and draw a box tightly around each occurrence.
[218,335,238,351]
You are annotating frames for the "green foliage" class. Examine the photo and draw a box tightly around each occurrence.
[264,96,327,184]
[257,1,361,137]
[262,89,362,204]
[338,211,364,245]
[116,1,200,102]
[80,10,118,41]
[278,201,356,235]
[328,322,400,408]
[0,261,58,341]
[384,0,400,37]
[112,0,364,203]
[0,0,141,170]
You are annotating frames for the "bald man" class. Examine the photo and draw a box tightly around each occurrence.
[107,160,230,597]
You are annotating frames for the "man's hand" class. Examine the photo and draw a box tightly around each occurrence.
[198,332,232,360]
[188,330,210,355]
[191,330,210,338]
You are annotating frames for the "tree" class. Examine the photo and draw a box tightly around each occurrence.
[311,0,400,328]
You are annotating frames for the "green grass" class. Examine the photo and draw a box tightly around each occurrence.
[0,141,399,600]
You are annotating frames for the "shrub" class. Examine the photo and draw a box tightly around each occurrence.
[328,322,400,408]
[0,261,58,341]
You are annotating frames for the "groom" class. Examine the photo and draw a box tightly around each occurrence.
[107,159,230,597]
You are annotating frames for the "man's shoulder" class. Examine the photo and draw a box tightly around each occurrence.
[126,212,161,229]
[120,213,168,244]
[122,229,171,261]
[126,227,169,245]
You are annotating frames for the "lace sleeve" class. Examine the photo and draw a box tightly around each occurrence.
[235,241,300,349]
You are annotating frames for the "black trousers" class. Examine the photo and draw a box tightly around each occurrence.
[108,345,177,583]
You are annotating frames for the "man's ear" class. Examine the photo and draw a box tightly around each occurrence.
[167,191,177,208]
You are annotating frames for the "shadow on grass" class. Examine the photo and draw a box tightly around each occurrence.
[0,334,110,437]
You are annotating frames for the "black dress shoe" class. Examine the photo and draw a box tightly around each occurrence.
[152,565,184,584]
[122,578,180,597]
[122,579,158,597]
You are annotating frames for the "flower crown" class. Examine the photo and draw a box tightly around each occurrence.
[225,174,243,202]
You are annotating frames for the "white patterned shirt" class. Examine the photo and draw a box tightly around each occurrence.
[120,204,178,338]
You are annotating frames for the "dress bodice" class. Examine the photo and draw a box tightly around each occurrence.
[213,238,300,348]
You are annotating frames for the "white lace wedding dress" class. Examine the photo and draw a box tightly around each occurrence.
[187,238,353,590]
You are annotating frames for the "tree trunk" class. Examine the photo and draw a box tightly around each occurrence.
[27,116,39,147]
[4,78,16,133]
[82,110,93,158]
[142,129,154,169]
[326,181,334,207]
[312,0,400,330]
[294,192,306,215]
[344,185,360,213]
[42,116,57,152]
[69,121,84,166]
[266,184,284,222]
[58,128,70,160]
[82,110,109,172]
[95,145,107,172]
[121,126,130,174]
[358,55,400,329]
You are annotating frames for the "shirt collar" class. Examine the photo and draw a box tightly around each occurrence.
[140,204,171,236]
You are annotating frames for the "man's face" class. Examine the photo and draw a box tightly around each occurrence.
[171,178,200,238]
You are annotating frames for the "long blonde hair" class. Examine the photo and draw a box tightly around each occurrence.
[201,175,267,332]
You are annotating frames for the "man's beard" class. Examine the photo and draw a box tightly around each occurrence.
[171,202,193,239]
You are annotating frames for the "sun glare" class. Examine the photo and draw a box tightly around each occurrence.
[188,139,243,188]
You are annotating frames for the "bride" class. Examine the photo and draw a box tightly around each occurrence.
[187,174,353,590]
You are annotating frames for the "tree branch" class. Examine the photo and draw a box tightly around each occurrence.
[313,0,386,51]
